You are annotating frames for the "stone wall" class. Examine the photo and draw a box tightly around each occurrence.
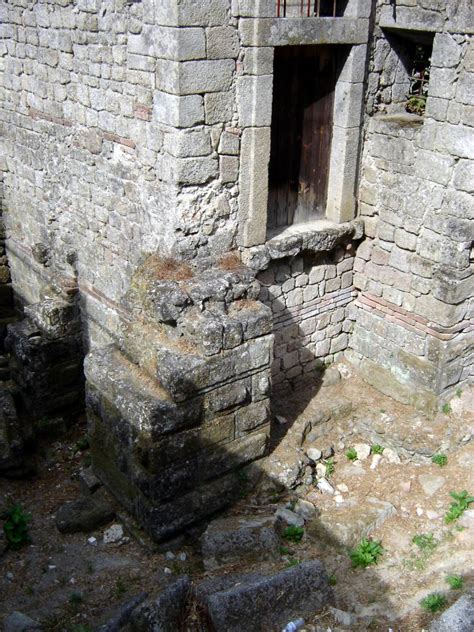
[259,248,356,388]
[349,1,474,409]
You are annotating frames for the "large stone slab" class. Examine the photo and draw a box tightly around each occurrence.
[203,560,334,631]
[55,494,115,534]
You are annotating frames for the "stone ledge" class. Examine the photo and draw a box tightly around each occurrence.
[241,219,364,271]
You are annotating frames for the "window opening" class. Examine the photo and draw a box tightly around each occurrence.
[406,44,431,116]
[276,1,348,18]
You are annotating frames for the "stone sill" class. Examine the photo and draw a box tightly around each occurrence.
[373,113,424,127]
[241,219,364,271]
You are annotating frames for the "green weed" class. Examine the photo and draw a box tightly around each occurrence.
[446,574,464,590]
[3,503,32,550]
[325,457,335,477]
[371,444,384,455]
[346,447,358,462]
[441,403,452,415]
[445,490,474,523]
[328,574,337,586]
[349,538,383,568]
[114,578,127,598]
[285,558,301,568]
[420,593,447,613]
[412,533,437,553]
[279,546,291,555]
[282,526,304,543]
[455,387,462,398]
[75,437,90,452]
[432,454,448,467]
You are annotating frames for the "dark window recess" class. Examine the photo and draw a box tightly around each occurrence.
[276,1,348,18]
[406,44,431,115]
[268,46,340,231]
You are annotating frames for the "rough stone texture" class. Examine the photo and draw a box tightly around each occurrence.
[130,577,189,632]
[3,612,41,632]
[350,9,474,407]
[202,560,334,631]
[201,515,280,570]
[430,591,474,632]
[55,494,115,534]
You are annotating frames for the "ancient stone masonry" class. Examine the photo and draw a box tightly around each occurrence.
[0,0,473,540]
[85,255,273,540]
[349,1,474,411]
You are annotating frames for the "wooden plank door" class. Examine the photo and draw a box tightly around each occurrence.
[268,45,337,230]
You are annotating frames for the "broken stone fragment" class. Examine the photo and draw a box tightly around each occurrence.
[294,498,318,521]
[275,507,305,528]
[201,514,280,570]
[55,494,115,534]
[353,443,371,461]
[317,478,335,496]
[306,447,322,462]
[98,593,148,632]
[3,612,41,632]
[430,591,474,632]
[130,576,190,632]
[202,560,334,632]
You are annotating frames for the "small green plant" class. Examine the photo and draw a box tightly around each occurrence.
[446,574,464,590]
[279,545,291,555]
[412,533,437,553]
[456,387,462,398]
[346,447,358,462]
[69,592,83,605]
[69,626,92,632]
[75,436,90,452]
[3,504,32,550]
[325,457,335,478]
[349,538,383,568]
[371,444,384,455]
[420,593,447,613]
[328,574,337,586]
[114,578,127,598]
[282,526,304,543]
[285,558,301,568]
[445,490,474,523]
[442,403,452,415]
[406,94,427,116]
[432,454,448,467]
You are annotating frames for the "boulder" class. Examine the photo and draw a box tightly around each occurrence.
[98,593,148,632]
[55,494,115,533]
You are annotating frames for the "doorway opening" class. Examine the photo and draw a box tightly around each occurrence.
[267,45,342,233]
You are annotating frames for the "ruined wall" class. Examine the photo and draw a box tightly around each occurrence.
[349,1,474,408]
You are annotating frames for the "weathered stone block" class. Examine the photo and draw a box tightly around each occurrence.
[207,26,240,59]
[201,515,279,570]
[203,561,334,631]
[205,90,234,123]
[157,59,235,94]
[153,92,204,127]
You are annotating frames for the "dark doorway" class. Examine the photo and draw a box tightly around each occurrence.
[268,45,338,232]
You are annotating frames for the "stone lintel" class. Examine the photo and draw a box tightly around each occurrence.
[239,17,370,47]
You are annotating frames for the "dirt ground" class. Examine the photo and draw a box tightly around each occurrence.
[1,369,473,631]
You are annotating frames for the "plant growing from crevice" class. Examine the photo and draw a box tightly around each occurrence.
[3,503,32,550]
[420,593,447,613]
[406,94,427,116]
[349,538,383,568]
[445,490,474,523]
